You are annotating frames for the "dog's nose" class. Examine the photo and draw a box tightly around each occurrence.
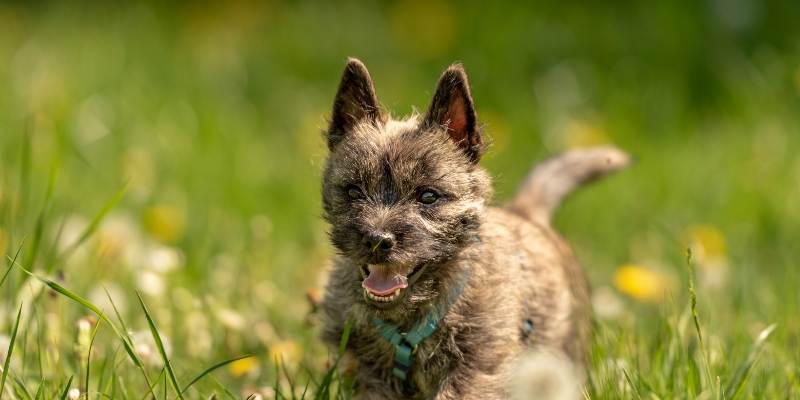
[362,232,395,256]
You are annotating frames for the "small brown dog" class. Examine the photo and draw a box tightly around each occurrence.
[319,58,630,399]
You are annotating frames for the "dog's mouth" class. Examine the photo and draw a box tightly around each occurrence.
[359,264,425,305]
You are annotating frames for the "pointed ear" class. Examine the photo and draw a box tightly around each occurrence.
[424,64,482,162]
[328,58,383,150]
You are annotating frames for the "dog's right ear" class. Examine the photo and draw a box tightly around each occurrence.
[327,58,383,150]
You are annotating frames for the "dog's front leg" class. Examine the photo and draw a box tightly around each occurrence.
[432,369,507,400]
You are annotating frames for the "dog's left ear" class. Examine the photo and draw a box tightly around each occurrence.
[424,64,482,162]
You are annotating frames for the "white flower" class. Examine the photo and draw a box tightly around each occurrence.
[591,286,625,320]
[67,388,81,400]
[215,308,246,331]
[137,270,165,297]
[96,212,139,259]
[509,349,581,400]
[145,245,184,273]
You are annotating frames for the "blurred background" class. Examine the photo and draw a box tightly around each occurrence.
[0,0,799,397]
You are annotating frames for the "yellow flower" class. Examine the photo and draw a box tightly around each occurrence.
[683,224,727,263]
[563,119,609,149]
[683,224,729,290]
[229,356,259,378]
[614,264,673,303]
[143,205,186,243]
[269,340,302,368]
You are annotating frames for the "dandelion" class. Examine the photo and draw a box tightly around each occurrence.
[683,224,729,289]
[614,264,674,303]
[683,224,727,264]
[562,119,609,149]
[67,388,81,400]
[268,340,302,368]
[229,356,259,378]
[509,349,581,400]
[143,205,186,244]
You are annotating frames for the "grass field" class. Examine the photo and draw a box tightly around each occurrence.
[1,1,799,398]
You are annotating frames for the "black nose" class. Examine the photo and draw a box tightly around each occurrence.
[362,232,395,256]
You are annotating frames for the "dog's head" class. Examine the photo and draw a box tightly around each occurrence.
[321,58,491,317]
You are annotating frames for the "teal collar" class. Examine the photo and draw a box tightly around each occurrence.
[371,269,470,380]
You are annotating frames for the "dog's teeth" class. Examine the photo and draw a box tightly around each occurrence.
[365,288,403,302]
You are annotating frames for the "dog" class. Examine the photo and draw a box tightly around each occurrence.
[319,58,630,399]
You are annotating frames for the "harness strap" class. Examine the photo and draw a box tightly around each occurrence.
[372,269,470,380]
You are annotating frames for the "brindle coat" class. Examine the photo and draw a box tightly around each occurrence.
[319,58,630,399]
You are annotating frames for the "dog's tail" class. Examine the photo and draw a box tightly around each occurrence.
[506,146,632,226]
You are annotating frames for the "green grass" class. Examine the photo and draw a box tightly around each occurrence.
[1,1,800,398]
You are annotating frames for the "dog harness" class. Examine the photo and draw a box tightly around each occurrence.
[371,269,470,381]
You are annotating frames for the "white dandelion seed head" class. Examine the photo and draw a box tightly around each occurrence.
[67,388,81,400]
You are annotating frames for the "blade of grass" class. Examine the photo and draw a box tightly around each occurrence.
[209,376,238,400]
[1,241,24,288]
[7,259,156,397]
[33,379,44,400]
[18,123,31,224]
[280,356,296,398]
[10,373,32,400]
[686,248,714,393]
[84,321,101,398]
[58,376,74,400]
[135,292,184,400]
[725,324,777,399]
[180,355,252,395]
[315,318,353,400]
[20,158,58,290]
[60,182,128,261]
[0,304,22,400]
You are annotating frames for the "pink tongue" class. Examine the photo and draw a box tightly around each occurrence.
[362,265,408,295]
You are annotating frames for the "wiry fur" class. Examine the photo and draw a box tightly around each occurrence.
[319,58,630,399]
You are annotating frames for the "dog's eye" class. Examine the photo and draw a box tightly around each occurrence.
[417,190,439,204]
[346,186,365,200]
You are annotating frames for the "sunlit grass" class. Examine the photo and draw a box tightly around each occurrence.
[1,1,799,399]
